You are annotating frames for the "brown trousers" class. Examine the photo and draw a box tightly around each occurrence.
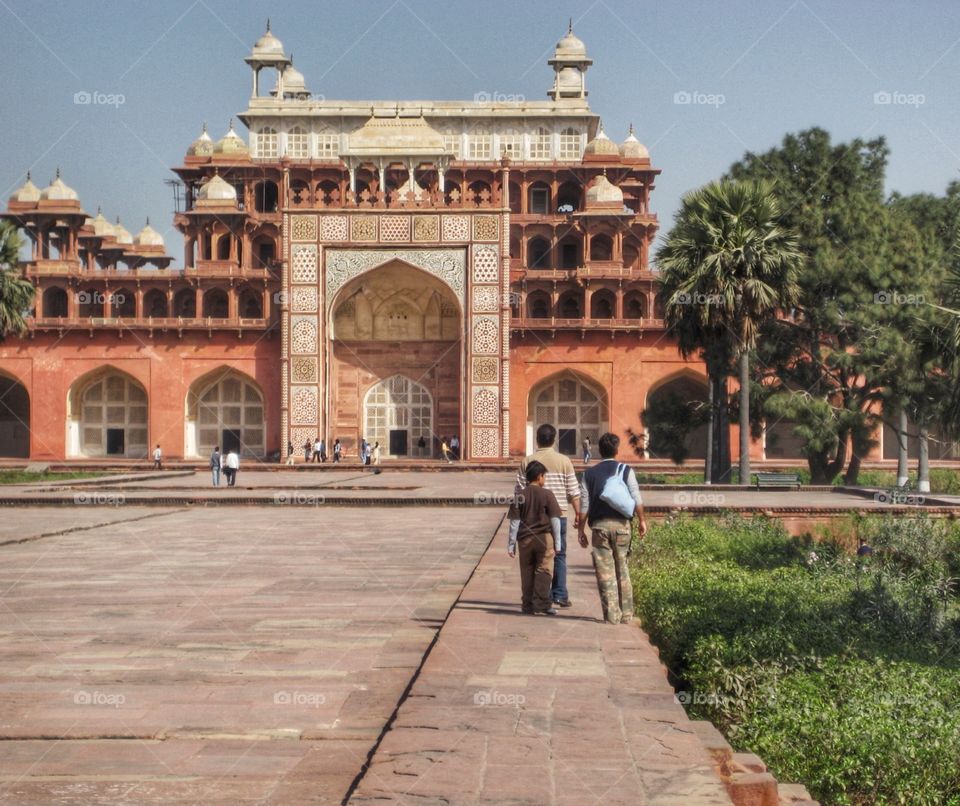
[518,531,555,612]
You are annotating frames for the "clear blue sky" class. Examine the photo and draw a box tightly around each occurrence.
[2,0,958,253]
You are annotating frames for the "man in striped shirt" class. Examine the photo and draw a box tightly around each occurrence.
[515,423,581,608]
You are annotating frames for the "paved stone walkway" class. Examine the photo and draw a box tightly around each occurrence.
[350,519,733,805]
[0,506,499,804]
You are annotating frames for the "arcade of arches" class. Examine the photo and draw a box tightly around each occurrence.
[329,262,461,458]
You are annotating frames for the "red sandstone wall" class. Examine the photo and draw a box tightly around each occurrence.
[0,332,281,460]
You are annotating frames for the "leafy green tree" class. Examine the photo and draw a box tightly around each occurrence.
[727,128,921,483]
[656,180,802,483]
[0,221,34,340]
[630,391,709,464]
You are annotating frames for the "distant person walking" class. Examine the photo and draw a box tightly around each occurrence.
[440,437,453,464]
[224,449,240,487]
[313,437,323,463]
[508,460,562,616]
[582,436,592,465]
[417,435,426,457]
[333,438,342,463]
[210,446,221,487]
[450,434,460,460]
[153,443,162,470]
[303,440,312,462]
[285,441,295,465]
[516,423,581,608]
[578,432,647,625]
[319,439,327,463]
[372,442,381,466]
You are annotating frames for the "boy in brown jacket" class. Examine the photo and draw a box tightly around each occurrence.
[508,460,562,616]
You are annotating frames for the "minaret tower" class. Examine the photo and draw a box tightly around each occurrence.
[244,18,291,98]
[547,19,593,100]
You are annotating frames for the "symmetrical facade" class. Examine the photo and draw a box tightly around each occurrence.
[0,22,710,462]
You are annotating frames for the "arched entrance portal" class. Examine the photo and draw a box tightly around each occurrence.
[0,374,30,457]
[186,370,265,459]
[329,260,462,458]
[644,373,709,461]
[68,370,148,458]
[363,375,433,458]
[528,374,607,456]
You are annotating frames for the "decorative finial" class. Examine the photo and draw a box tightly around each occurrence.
[55,167,61,179]
[266,17,271,32]
[568,17,573,33]
[201,121,207,134]
[228,117,233,131]
[628,122,635,136]
[25,170,31,182]
[96,205,101,215]
[115,215,121,224]
[145,216,150,226]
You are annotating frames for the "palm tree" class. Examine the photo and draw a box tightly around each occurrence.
[0,221,34,339]
[657,180,803,484]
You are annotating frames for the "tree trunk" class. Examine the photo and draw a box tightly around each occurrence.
[739,350,751,486]
[918,424,930,493]
[715,375,732,484]
[704,376,714,485]
[896,409,909,487]
[843,452,862,486]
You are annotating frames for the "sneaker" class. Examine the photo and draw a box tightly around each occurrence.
[619,616,634,625]
[553,599,572,608]
[534,608,559,616]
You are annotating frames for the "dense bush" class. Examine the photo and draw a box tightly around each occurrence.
[630,515,960,805]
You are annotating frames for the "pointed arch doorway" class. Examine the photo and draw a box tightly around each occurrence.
[364,375,433,458]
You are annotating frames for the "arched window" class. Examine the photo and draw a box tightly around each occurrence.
[558,291,582,319]
[286,126,309,158]
[624,292,646,319]
[78,288,103,318]
[144,289,167,318]
[590,290,615,319]
[527,292,551,319]
[77,373,148,458]
[0,373,29,457]
[257,126,278,159]
[590,233,613,261]
[363,375,433,457]
[252,233,277,269]
[508,182,522,214]
[468,180,492,206]
[174,289,196,318]
[190,372,264,458]
[216,234,232,261]
[203,288,229,318]
[529,127,552,160]
[558,235,581,269]
[557,181,581,213]
[42,286,68,318]
[254,181,279,213]
[238,288,263,319]
[531,375,606,456]
[315,179,339,206]
[559,127,581,161]
[112,288,136,318]
[527,182,551,214]
[528,236,551,269]
[623,242,640,270]
[290,179,310,206]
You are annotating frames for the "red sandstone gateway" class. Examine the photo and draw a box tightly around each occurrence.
[0,21,735,464]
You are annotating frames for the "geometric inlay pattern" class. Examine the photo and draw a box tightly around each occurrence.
[472,285,499,313]
[325,249,466,300]
[472,386,499,424]
[379,215,410,242]
[473,214,499,241]
[472,426,500,458]
[291,317,318,354]
[412,215,440,242]
[472,245,499,284]
[291,215,318,241]
[292,356,318,383]
[291,385,318,426]
[291,286,318,313]
[442,215,469,242]
[351,215,377,242]
[290,426,317,455]
[472,356,499,384]
[471,315,499,355]
[291,245,319,284]
[320,215,348,241]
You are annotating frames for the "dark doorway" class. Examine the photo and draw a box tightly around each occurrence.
[389,429,408,457]
[0,377,30,457]
[222,429,242,454]
[558,428,577,456]
[106,428,125,456]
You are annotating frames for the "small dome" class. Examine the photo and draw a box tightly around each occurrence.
[214,120,248,154]
[586,173,624,206]
[40,169,79,201]
[188,123,214,157]
[10,172,40,203]
[251,19,285,58]
[135,218,165,247]
[620,124,649,159]
[198,173,238,202]
[583,123,619,156]
[275,59,308,96]
[87,207,115,237]
[112,217,133,245]
[555,20,587,58]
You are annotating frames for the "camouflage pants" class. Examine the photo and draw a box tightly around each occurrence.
[590,518,634,624]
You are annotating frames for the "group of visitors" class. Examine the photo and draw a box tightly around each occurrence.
[508,425,646,623]
[358,438,381,469]
[209,446,240,487]
[440,435,459,463]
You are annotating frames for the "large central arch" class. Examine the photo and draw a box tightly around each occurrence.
[66,368,148,458]
[328,259,463,458]
[185,368,266,459]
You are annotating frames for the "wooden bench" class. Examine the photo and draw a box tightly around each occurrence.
[753,472,801,490]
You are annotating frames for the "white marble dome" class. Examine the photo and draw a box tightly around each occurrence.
[188,124,214,157]
[214,121,248,155]
[198,173,237,202]
[251,20,284,58]
[583,124,619,156]
[586,173,623,205]
[87,208,115,238]
[620,125,649,159]
[10,172,40,203]
[135,219,165,247]
[112,217,133,245]
[39,170,79,201]
[554,22,587,58]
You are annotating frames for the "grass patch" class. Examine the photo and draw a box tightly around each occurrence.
[0,470,111,485]
[630,514,960,805]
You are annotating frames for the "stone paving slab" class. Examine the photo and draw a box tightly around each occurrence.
[0,506,501,804]
[350,519,734,805]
